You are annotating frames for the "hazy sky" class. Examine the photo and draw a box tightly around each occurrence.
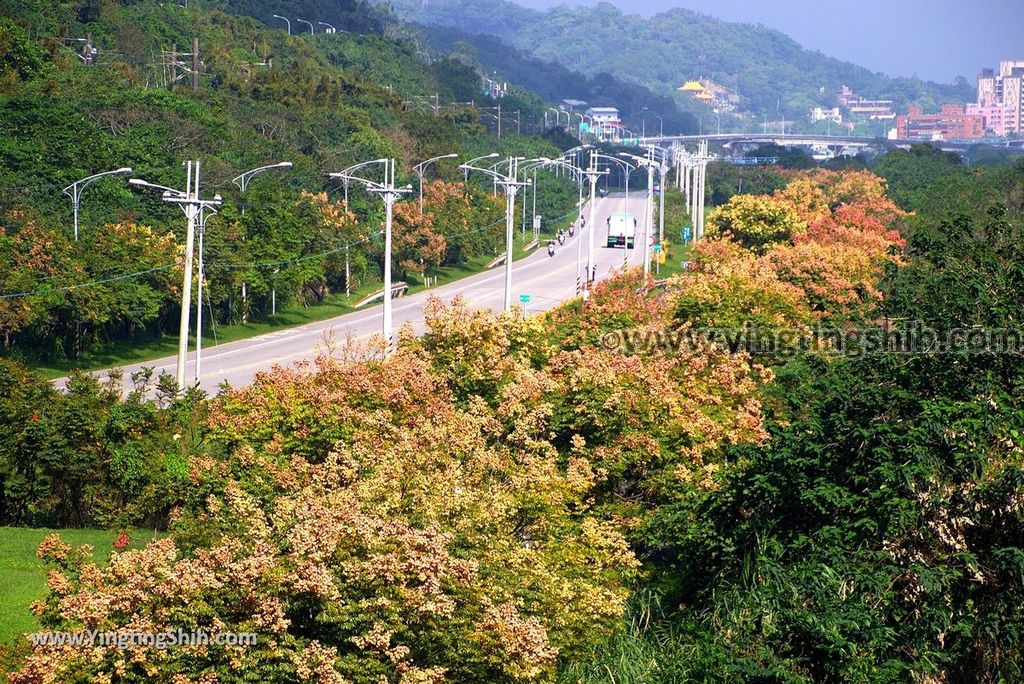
[510,0,1024,83]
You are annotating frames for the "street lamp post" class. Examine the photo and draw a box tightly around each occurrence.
[317,22,337,33]
[413,153,458,216]
[461,156,531,311]
[296,18,314,36]
[194,204,218,385]
[62,168,132,241]
[330,159,412,354]
[272,15,291,34]
[129,163,222,391]
[582,150,609,284]
[620,151,659,278]
[231,162,293,322]
[594,154,635,266]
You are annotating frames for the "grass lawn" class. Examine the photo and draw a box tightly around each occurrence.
[29,226,564,380]
[0,527,162,645]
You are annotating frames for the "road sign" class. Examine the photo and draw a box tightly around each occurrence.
[520,294,531,303]
[683,226,692,242]
[533,215,542,230]
[653,242,662,253]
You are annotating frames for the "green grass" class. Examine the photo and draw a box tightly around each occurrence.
[29,230,559,379]
[651,239,696,281]
[0,527,162,644]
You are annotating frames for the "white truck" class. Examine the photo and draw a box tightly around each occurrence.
[606,212,636,248]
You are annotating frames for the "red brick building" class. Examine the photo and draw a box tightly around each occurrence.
[896,105,985,141]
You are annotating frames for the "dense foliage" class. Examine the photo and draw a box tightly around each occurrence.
[3,8,1024,675]
[0,0,578,363]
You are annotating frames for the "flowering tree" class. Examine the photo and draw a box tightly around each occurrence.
[705,194,806,253]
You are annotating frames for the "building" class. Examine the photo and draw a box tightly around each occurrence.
[967,93,1019,137]
[585,107,620,124]
[896,104,984,141]
[972,61,1024,135]
[837,85,895,120]
[677,78,737,109]
[559,99,587,112]
[810,107,842,124]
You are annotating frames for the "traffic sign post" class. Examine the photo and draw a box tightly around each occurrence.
[519,293,531,316]
[653,242,662,275]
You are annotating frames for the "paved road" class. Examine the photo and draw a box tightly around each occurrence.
[59,192,650,394]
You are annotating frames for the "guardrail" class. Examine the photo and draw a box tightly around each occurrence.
[354,281,409,309]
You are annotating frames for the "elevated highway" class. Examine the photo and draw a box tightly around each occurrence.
[640,133,1024,154]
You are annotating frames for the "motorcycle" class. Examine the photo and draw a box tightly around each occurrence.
[547,240,556,257]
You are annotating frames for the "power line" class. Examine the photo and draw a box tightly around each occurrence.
[0,265,178,300]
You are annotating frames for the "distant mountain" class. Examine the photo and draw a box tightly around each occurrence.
[424,25,698,134]
[381,0,972,120]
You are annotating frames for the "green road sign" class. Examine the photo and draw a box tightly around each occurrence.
[520,294,531,303]
[653,243,662,253]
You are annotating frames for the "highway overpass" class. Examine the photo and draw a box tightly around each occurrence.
[640,133,1024,154]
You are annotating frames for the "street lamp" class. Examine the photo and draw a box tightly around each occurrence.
[231,162,293,320]
[412,153,458,216]
[460,157,531,312]
[638,146,670,244]
[640,110,663,139]
[462,152,500,181]
[318,22,337,33]
[194,204,217,385]
[579,151,609,284]
[619,151,659,277]
[595,154,635,266]
[62,167,132,241]
[130,163,222,391]
[272,14,290,34]
[231,161,293,193]
[329,159,412,354]
[296,18,314,36]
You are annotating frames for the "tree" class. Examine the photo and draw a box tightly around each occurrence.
[705,193,806,253]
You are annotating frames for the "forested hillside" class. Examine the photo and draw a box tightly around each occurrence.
[382,0,973,119]
[419,26,698,135]
[0,0,577,365]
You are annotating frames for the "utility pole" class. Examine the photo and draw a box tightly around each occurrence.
[129,163,222,391]
[192,37,199,92]
[658,159,667,243]
[330,159,413,354]
[194,204,218,385]
[460,156,530,311]
[620,150,658,277]
[170,43,177,89]
[691,139,711,240]
[583,150,609,285]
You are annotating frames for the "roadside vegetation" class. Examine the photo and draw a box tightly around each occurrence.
[4,2,1024,684]
[2,152,1023,681]
[0,1,579,370]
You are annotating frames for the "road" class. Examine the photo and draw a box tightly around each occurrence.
[60,192,650,394]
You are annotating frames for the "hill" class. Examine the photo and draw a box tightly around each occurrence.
[422,25,698,135]
[380,0,973,122]
[0,0,576,364]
